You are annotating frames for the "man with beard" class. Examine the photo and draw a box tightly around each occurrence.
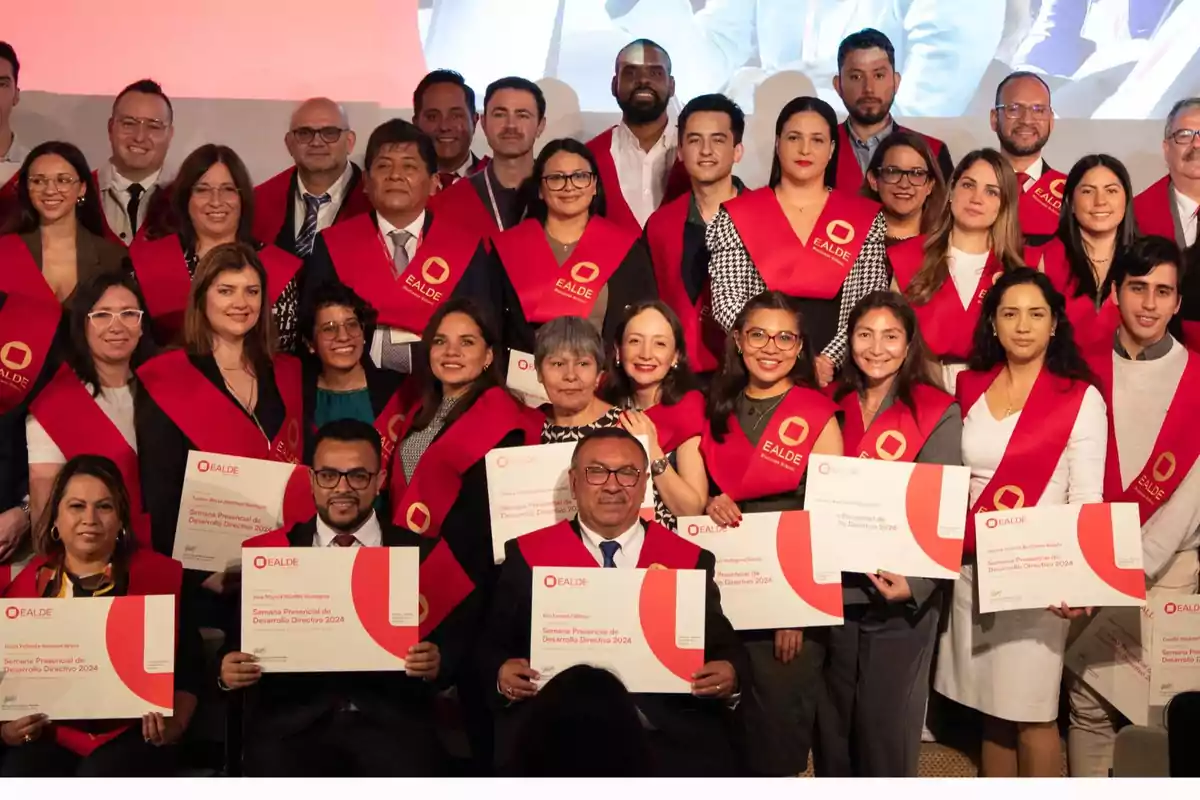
[97,79,175,245]
[413,69,486,188]
[991,70,1065,244]
[431,77,546,248]
[1134,97,1200,350]
[830,29,954,191]
[220,419,478,776]
[587,39,690,234]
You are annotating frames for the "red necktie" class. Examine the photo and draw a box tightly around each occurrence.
[332,533,357,547]
[438,172,459,189]
[1016,172,1031,191]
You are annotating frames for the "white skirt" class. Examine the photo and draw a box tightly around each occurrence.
[933,563,1070,722]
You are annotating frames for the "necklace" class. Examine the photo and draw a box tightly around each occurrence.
[742,391,788,439]
[1001,372,1026,417]
[223,371,270,441]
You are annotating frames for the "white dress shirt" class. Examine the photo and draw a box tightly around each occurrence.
[2,131,28,163]
[1015,157,1044,192]
[369,211,427,366]
[98,160,165,242]
[947,247,989,310]
[611,121,677,227]
[578,518,645,569]
[292,161,355,239]
[313,510,384,548]
[1173,185,1199,247]
[26,385,136,465]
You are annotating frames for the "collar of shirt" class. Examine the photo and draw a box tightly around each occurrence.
[1173,185,1199,226]
[100,160,163,196]
[377,210,426,257]
[1019,157,1045,189]
[578,518,644,568]
[297,161,354,208]
[2,132,29,164]
[1113,331,1176,362]
[314,510,384,547]
[450,153,477,179]
[614,119,676,157]
[687,175,746,227]
[848,117,895,150]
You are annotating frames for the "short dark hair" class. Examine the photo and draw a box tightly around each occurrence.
[312,418,383,468]
[837,28,896,71]
[571,427,649,470]
[67,272,156,398]
[994,70,1051,106]
[113,79,173,124]
[0,41,18,84]
[484,76,547,121]
[413,69,477,118]
[677,93,746,145]
[299,282,378,348]
[1109,235,1184,290]
[364,118,438,176]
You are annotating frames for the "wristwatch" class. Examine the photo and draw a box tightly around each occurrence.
[649,457,669,477]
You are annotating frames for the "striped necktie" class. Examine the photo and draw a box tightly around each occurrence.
[296,193,331,256]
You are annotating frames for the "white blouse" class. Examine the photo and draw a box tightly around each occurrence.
[947,246,989,310]
[26,384,137,465]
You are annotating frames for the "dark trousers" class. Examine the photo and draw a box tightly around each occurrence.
[739,633,826,776]
[242,708,441,777]
[816,603,939,777]
[1,726,177,777]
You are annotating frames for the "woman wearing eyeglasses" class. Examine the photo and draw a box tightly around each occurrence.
[860,131,948,246]
[130,145,305,350]
[491,138,656,355]
[699,290,842,777]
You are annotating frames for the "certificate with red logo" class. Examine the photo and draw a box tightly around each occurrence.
[485,439,654,564]
[0,596,175,721]
[1065,606,1154,726]
[975,503,1146,613]
[676,512,843,629]
[805,455,971,579]
[506,348,549,408]
[240,546,419,673]
[1149,594,1200,705]
[530,566,705,694]
[173,451,311,572]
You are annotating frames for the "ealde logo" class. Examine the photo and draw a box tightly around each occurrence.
[1153,452,1177,483]
[777,416,810,447]
[685,522,725,536]
[825,220,855,245]
[1049,178,1066,199]
[197,460,239,476]
[253,556,298,569]
[543,575,587,589]
[985,515,1024,529]
[1165,602,1200,615]
[570,261,601,284]
[4,606,17,619]
[421,257,451,285]
[406,502,432,535]
[992,484,1026,511]
[386,413,404,440]
[0,341,32,371]
[5,606,52,620]
[817,462,832,475]
[875,430,907,461]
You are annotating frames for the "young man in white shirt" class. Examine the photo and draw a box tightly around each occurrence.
[98,79,175,245]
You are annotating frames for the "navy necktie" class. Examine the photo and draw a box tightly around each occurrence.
[126,183,145,234]
[599,540,621,568]
[296,192,331,256]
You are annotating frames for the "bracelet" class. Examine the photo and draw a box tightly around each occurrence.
[217,675,233,692]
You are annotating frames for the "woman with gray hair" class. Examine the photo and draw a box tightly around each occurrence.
[535,316,621,443]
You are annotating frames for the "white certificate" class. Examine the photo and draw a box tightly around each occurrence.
[1064,606,1154,726]
[507,348,549,408]
[975,503,1146,613]
[677,512,843,629]
[173,452,310,572]
[805,454,971,579]
[530,566,705,694]
[1,596,175,721]
[485,438,653,563]
[1149,594,1200,706]
[241,547,420,673]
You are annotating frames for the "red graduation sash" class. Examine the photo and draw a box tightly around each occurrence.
[891,235,1005,361]
[838,383,954,461]
[956,366,1089,554]
[0,173,17,224]
[389,386,538,536]
[833,122,950,190]
[251,166,373,247]
[518,518,702,570]
[586,126,690,235]
[1018,166,1068,237]
[1090,344,1200,524]
[493,216,637,323]
[700,386,838,502]
[1133,175,1177,241]
[372,386,411,475]
[1026,237,1121,351]
[644,194,724,373]
[0,238,61,414]
[29,365,151,546]
[645,390,706,455]
[429,174,500,250]
[322,212,478,333]
[724,186,880,299]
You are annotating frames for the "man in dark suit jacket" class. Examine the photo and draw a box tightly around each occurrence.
[218,419,478,777]
[484,428,751,777]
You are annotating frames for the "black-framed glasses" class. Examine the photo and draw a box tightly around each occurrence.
[312,468,377,490]
[317,319,363,340]
[876,166,930,186]
[744,328,800,351]
[291,126,348,145]
[995,102,1051,120]
[1169,128,1200,146]
[87,309,144,328]
[582,465,642,487]
[28,175,82,192]
[542,171,595,191]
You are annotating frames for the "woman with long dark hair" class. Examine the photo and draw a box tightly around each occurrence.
[707,96,890,387]
[600,301,707,528]
[130,144,304,349]
[820,290,961,778]
[491,138,656,353]
[1025,154,1140,349]
[933,268,1106,777]
[699,290,842,777]
[861,131,948,245]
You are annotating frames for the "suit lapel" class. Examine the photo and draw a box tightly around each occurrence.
[287,519,316,547]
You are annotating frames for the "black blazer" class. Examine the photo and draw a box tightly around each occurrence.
[483,519,750,774]
[300,355,406,463]
[268,164,366,256]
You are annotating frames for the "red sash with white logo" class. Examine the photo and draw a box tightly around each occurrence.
[0,238,61,413]
[586,127,690,235]
[700,387,838,501]
[891,236,1005,361]
[956,367,1089,554]
[644,194,725,373]
[29,365,152,546]
[137,350,305,465]
[429,175,499,250]
[1133,175,1177,241]
[1018,167,1068,237]
[372,386,411,475]
[1090,345,1200,523]
[389,386,539,536]
[322,213,479,334]
[838,383,955,461]
[518,518,701,570]
[645,390,707,455]
[493,217,637,324]
[724,187,880,299]
[1026,237,1121,351]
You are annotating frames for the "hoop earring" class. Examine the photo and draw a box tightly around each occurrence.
[118,527,130,547]
[51,526,61,542]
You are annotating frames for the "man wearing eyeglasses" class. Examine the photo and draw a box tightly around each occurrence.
[1135,97,1200,351]
[96,79,175,246]
[990,70,1065,245]
[252,97,373,258]
[221,418,478,776]
[486,427,750,776]
[0,42,26,224]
